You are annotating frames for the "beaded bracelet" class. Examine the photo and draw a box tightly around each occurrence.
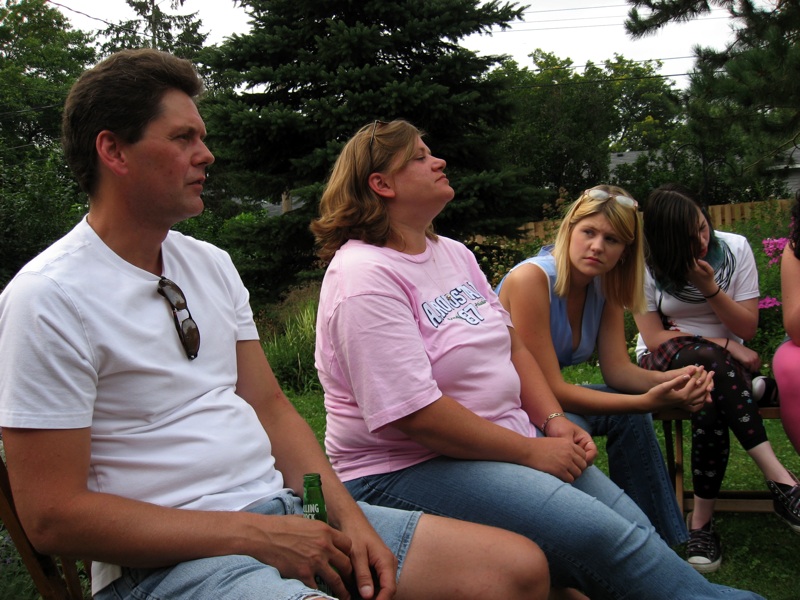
[703,286,722,299]
[541,412,565,435]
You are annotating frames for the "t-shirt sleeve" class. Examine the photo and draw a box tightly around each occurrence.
[210,245,259,342]
[326,293,442,432]
[731,237,760,301]
[643,269,659,312]
[0,273,96,428]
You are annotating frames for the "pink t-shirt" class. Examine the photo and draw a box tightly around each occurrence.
[315,237,537,481]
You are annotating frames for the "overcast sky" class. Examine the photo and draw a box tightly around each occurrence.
[53,0,754,89]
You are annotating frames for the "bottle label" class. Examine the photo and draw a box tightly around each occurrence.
[303,503,320,519]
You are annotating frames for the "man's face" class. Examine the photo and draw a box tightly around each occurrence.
[122,88,214,227]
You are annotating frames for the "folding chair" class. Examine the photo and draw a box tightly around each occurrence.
[0,455,86,599]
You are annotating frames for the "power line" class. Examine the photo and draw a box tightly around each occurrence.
[522,3,631,14]
[499,15,731,33]
[47,0,120,28]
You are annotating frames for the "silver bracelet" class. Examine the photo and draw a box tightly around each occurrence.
[541,412,565,435]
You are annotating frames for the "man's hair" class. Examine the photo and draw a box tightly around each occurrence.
[311,119,436,262]
[642,182,717,290]
[62,48,204,195]
[551,184,645,312]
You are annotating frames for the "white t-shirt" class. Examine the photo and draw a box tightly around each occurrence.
[0,217,286,592]
[635,230,760,361]
[315,237,537,483]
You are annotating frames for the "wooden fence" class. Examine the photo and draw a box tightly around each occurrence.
[515,199,791,243]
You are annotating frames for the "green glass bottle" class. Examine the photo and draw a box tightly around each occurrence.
[302,473,334,595]
[303,473,329,523]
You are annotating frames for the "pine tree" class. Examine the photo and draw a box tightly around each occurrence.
[625,0,800,189]
[99,0,207,60]
[201,0,537,239]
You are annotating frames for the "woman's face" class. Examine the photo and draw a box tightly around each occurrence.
[387,136,454,212]
[568,213,627,281]
[694,209,711,259]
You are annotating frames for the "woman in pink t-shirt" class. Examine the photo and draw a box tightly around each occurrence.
[310,119,763,600]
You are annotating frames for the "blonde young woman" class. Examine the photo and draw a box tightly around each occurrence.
[311,119,763,600]
[496,186,713,548]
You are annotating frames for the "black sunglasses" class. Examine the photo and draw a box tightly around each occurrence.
[157,276,200,360]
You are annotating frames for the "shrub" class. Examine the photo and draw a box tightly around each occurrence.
[728,200,793,374]
[259,287,321,395]
[470,235,543,288]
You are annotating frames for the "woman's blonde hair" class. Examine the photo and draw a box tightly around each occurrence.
[551,184,645,312]
[311,119,436,262]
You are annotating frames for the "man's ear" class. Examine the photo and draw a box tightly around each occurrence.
[368,172,396,200]
[95,130,129,177]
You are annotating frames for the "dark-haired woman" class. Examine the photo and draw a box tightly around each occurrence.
[635,183,800,574]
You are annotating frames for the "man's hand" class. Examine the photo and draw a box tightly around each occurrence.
[249,514,356,597]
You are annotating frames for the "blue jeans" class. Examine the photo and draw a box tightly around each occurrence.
[94,490,421,600]
[345,458,763,600]
[568,385,688,546]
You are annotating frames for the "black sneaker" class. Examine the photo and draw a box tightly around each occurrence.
[767,471,800,534]
[685,512,722,573]
[752,376,779,407]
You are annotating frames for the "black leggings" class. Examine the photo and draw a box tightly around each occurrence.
[669,341,768,499]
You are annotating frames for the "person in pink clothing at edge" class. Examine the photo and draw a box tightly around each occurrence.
[311,118,764,600]
[773,196,800,455]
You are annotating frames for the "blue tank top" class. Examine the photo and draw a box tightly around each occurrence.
[496,247,605,368]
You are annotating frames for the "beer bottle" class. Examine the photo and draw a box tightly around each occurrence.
[303,473,329,523]
[302,473,334,595]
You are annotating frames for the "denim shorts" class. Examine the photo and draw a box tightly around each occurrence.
[95,490,421,600]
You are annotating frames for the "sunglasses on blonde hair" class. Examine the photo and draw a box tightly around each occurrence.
[583,188,638,209]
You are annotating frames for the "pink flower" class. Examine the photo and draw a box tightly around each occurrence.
[758,296,782,309]
[762,237,788,265]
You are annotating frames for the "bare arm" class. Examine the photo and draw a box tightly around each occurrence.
[635,304,761,373]
[234,340,398,600]
[4,341,395,600]
[782,243,800,344]
[393,391,589,482]
[2,426,306,568]
[688,259,758,340]
[499,264,709,414]
[596,305,713,412]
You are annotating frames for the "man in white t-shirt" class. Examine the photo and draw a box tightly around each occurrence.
[0,49,548,600]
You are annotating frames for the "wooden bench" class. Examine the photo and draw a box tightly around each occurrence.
[0,455,88,599]
[655,407,782,514]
